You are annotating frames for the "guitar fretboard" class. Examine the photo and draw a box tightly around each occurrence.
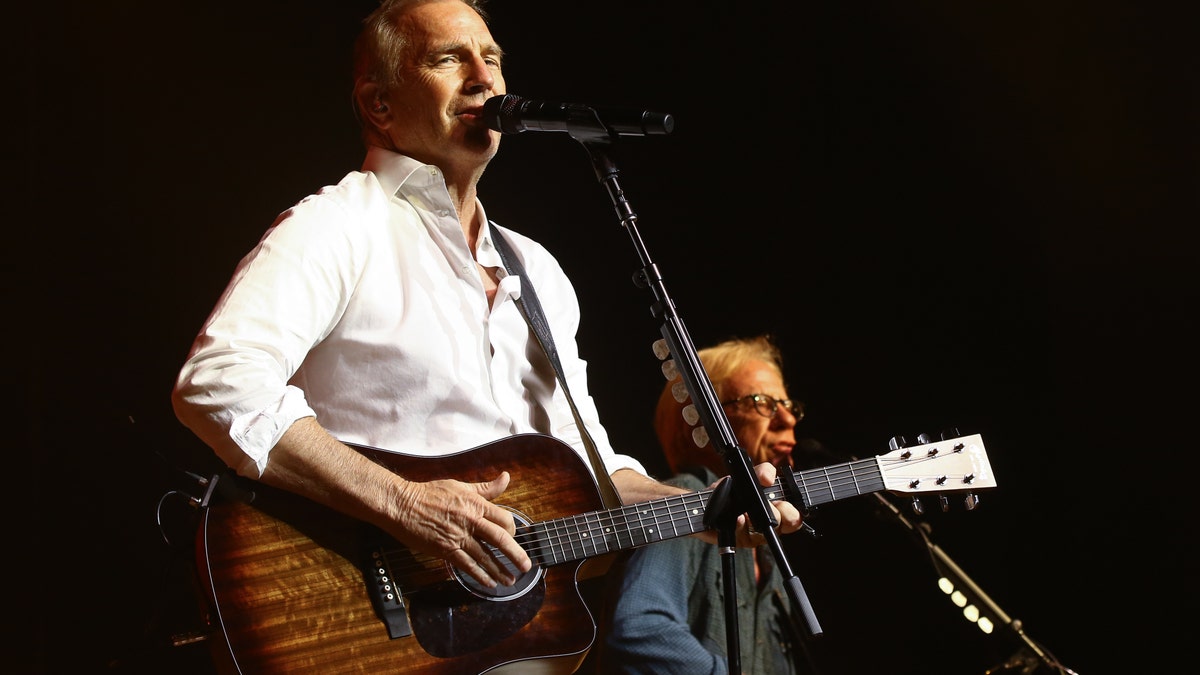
[520,455,887,566]
[524,490,711,565]
[791,457,887,507]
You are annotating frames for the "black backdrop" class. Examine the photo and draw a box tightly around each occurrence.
[13,1,1197,673]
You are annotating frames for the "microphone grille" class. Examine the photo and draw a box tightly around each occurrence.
[482,94,526,134]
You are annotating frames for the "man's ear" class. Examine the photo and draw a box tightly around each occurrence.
[355,81,391,129]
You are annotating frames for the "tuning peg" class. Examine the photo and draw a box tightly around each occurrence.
[939,495,950,512]
[682,404,699,425]
[661,359,678,381]
[890,436,914,460]
[671,381,689,403]
[917,432,933,444]
[691,426,710,448]
[910,496,924,515]
[652,338,670,360]
[963,493,980,511]
[940,427,961,440]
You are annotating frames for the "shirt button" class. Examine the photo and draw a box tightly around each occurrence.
[437,209,449,217]
[462,264,473,275]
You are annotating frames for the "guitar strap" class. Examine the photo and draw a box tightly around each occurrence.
[490,224,623,511]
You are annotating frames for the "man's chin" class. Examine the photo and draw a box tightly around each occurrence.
[461,126,500,152]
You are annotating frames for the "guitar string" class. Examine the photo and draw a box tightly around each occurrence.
[372,490,717,584]
[372,451,968,583]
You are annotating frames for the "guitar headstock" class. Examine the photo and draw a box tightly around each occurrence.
[878,433,994,512]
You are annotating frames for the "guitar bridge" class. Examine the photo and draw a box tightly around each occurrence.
[362,539,413,639]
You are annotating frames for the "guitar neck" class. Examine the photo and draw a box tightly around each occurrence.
[788,457,887,508]
[520,460,885,567]
[524,432,994,567]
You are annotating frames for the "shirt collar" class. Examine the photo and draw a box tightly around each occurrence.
[361,145,430,196]
[361,145,501,269]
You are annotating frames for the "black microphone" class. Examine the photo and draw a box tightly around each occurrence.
[482,94,674,137]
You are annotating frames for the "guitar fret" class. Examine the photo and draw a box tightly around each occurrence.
[583,511,606,556]
[648,501,665,540]
[796,466,831,506]
[649,496,678,542]
[564,514,585,560]
[846,458,885,497]
[682,492,707,534]
[582,511,609,557]
[545,517,561,564]
[666,494,681,538]
[632,503,654,546]
[606,508,630,551]
[543,518,564,565]
[832,462,859,500]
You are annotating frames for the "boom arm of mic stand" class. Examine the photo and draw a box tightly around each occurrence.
[574,136,822,639]
[869,493,1075,674]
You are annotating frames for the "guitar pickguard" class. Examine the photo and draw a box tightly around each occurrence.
[409,571,546,658]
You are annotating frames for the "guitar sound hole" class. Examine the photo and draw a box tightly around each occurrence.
[454,507,544,601]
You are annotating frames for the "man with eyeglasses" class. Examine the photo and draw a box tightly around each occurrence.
[597,334,817,674]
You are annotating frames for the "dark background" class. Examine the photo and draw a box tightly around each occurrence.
[13,1,1196,673]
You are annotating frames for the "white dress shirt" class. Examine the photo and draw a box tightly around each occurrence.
[173,146,646,482]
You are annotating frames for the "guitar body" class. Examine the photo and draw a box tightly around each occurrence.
[196,434,605,674]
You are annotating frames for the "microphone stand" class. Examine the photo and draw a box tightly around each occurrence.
[561,114,822,673]
[869,492,1078,674]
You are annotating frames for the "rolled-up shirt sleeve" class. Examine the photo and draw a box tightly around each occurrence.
[227,385,316,477]
[172,190,360,478]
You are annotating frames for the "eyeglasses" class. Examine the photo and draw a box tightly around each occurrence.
[720,393,804,421]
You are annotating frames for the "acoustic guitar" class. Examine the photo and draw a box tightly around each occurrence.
[196,432,993,674]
